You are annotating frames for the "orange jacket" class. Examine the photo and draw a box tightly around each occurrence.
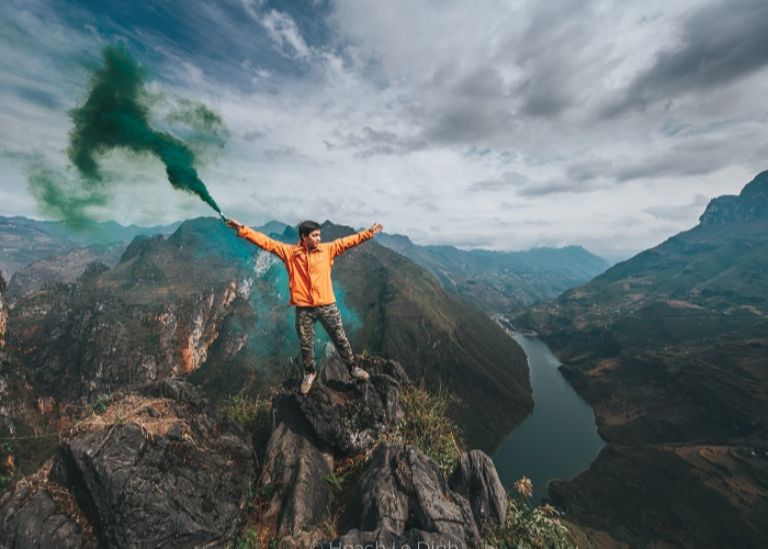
[237,226,374,306]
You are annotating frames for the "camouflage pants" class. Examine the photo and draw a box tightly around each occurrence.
[295,303,356,373]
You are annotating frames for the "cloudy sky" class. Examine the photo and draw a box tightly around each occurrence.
[1,0,767,259]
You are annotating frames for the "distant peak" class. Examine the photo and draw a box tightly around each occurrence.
[699,171,768,225]
[741,170,768,197]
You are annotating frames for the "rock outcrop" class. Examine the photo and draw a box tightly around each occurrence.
[349,443,482,547]
[699,170,768,225]
[258,353,509,548]
[449,449,508,532]
[0,476,95,549]
[2,349,513,549]
[258,393,335,538]
[258,354,408,540]
[0,380,253,549]
[298,355,407,454]
[0,271,6,347]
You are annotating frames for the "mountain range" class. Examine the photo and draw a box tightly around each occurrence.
[0,216,180,283]
[516,171,768,548]
[0,217,537,465]
[376,233,608,312]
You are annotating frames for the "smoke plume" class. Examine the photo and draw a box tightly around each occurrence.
[66,45,221,213]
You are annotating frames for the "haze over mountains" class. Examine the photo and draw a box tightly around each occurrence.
[2,215,598,456]
[517,171,768,547]
[376,234,608,313]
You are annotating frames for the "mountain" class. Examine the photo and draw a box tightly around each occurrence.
[1,218,286,302]
[4,217,532,456]
[0,216,180,278]
[6,243,126,301]
[376,233,608,313]
[517,171,768,547]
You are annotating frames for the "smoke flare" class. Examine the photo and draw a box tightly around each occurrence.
[68,45,221,213]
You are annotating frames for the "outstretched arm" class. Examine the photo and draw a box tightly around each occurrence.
[330,223,383,258]
[225,217,291,262]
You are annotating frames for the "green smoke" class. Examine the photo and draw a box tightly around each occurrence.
[28,165,108,227]
[167,98,227,135]
[67,45,221,213]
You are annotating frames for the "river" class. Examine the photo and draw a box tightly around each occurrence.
[492,335,605,502]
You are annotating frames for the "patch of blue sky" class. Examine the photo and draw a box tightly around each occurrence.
[53,0,336,91]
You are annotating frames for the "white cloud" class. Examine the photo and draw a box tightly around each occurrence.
[260,10,311,59]
[0,0,766,259]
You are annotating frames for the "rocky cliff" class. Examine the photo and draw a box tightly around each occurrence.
[0,271,6,347]
[0,356,563,548]
[699,170,768,225]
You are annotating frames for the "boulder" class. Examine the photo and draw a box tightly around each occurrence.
[258,394,335,536]
[323,527,464,549]
[50,379,252,548]
[0,480,93,549]
[448,450,508,532]
[0,271,6,347]
[298,354,407,454]
[350,444,483,548]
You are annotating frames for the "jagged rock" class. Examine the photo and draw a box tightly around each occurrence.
[448,450,508,532]
[0,481,93,549]
[258,393,334,537]
[699,170,768,225]
[350,444,483,548]
[0,271,6,347]
[323,527,465,549]
[49,379,252,548]
[298,354,407,454]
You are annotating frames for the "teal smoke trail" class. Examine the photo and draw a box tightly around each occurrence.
[68,45,221,213]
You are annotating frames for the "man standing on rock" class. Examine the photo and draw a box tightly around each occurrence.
[225,218,383,394]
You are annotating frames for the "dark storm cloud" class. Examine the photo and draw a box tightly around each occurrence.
[467,171,527,192]
[644,194,710,221]
[513,0,595,118]
[423,103,516,145]
[566,160,614,183]
[603,0,768,117]
[517,179,599,197]
[261,145,315,163]
[470,170,605,199]
[613,134,768,181]
[328,126,426,157]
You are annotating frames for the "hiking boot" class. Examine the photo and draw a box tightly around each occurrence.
[349,366,370,381]
[300,371,318,395]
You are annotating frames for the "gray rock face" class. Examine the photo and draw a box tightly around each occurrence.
[7,279,244,403]
[0,379,253,549]
[324,527,464,549]
[699,171,768,225]
[299,354,407,454]
[0,271,6,347]
[353,444,483,548]
[0,482,92,549]
[448,450,508,533]
[257,356,408,538]
[258,394,335,537]
[261,357,503,548]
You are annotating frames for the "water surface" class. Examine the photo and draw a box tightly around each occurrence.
[492,335,605,502]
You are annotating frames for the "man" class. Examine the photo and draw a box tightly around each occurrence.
[225,218,383,394]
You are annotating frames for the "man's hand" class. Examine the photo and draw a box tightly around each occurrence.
[225,217,243,231]
[369,222,383,235]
